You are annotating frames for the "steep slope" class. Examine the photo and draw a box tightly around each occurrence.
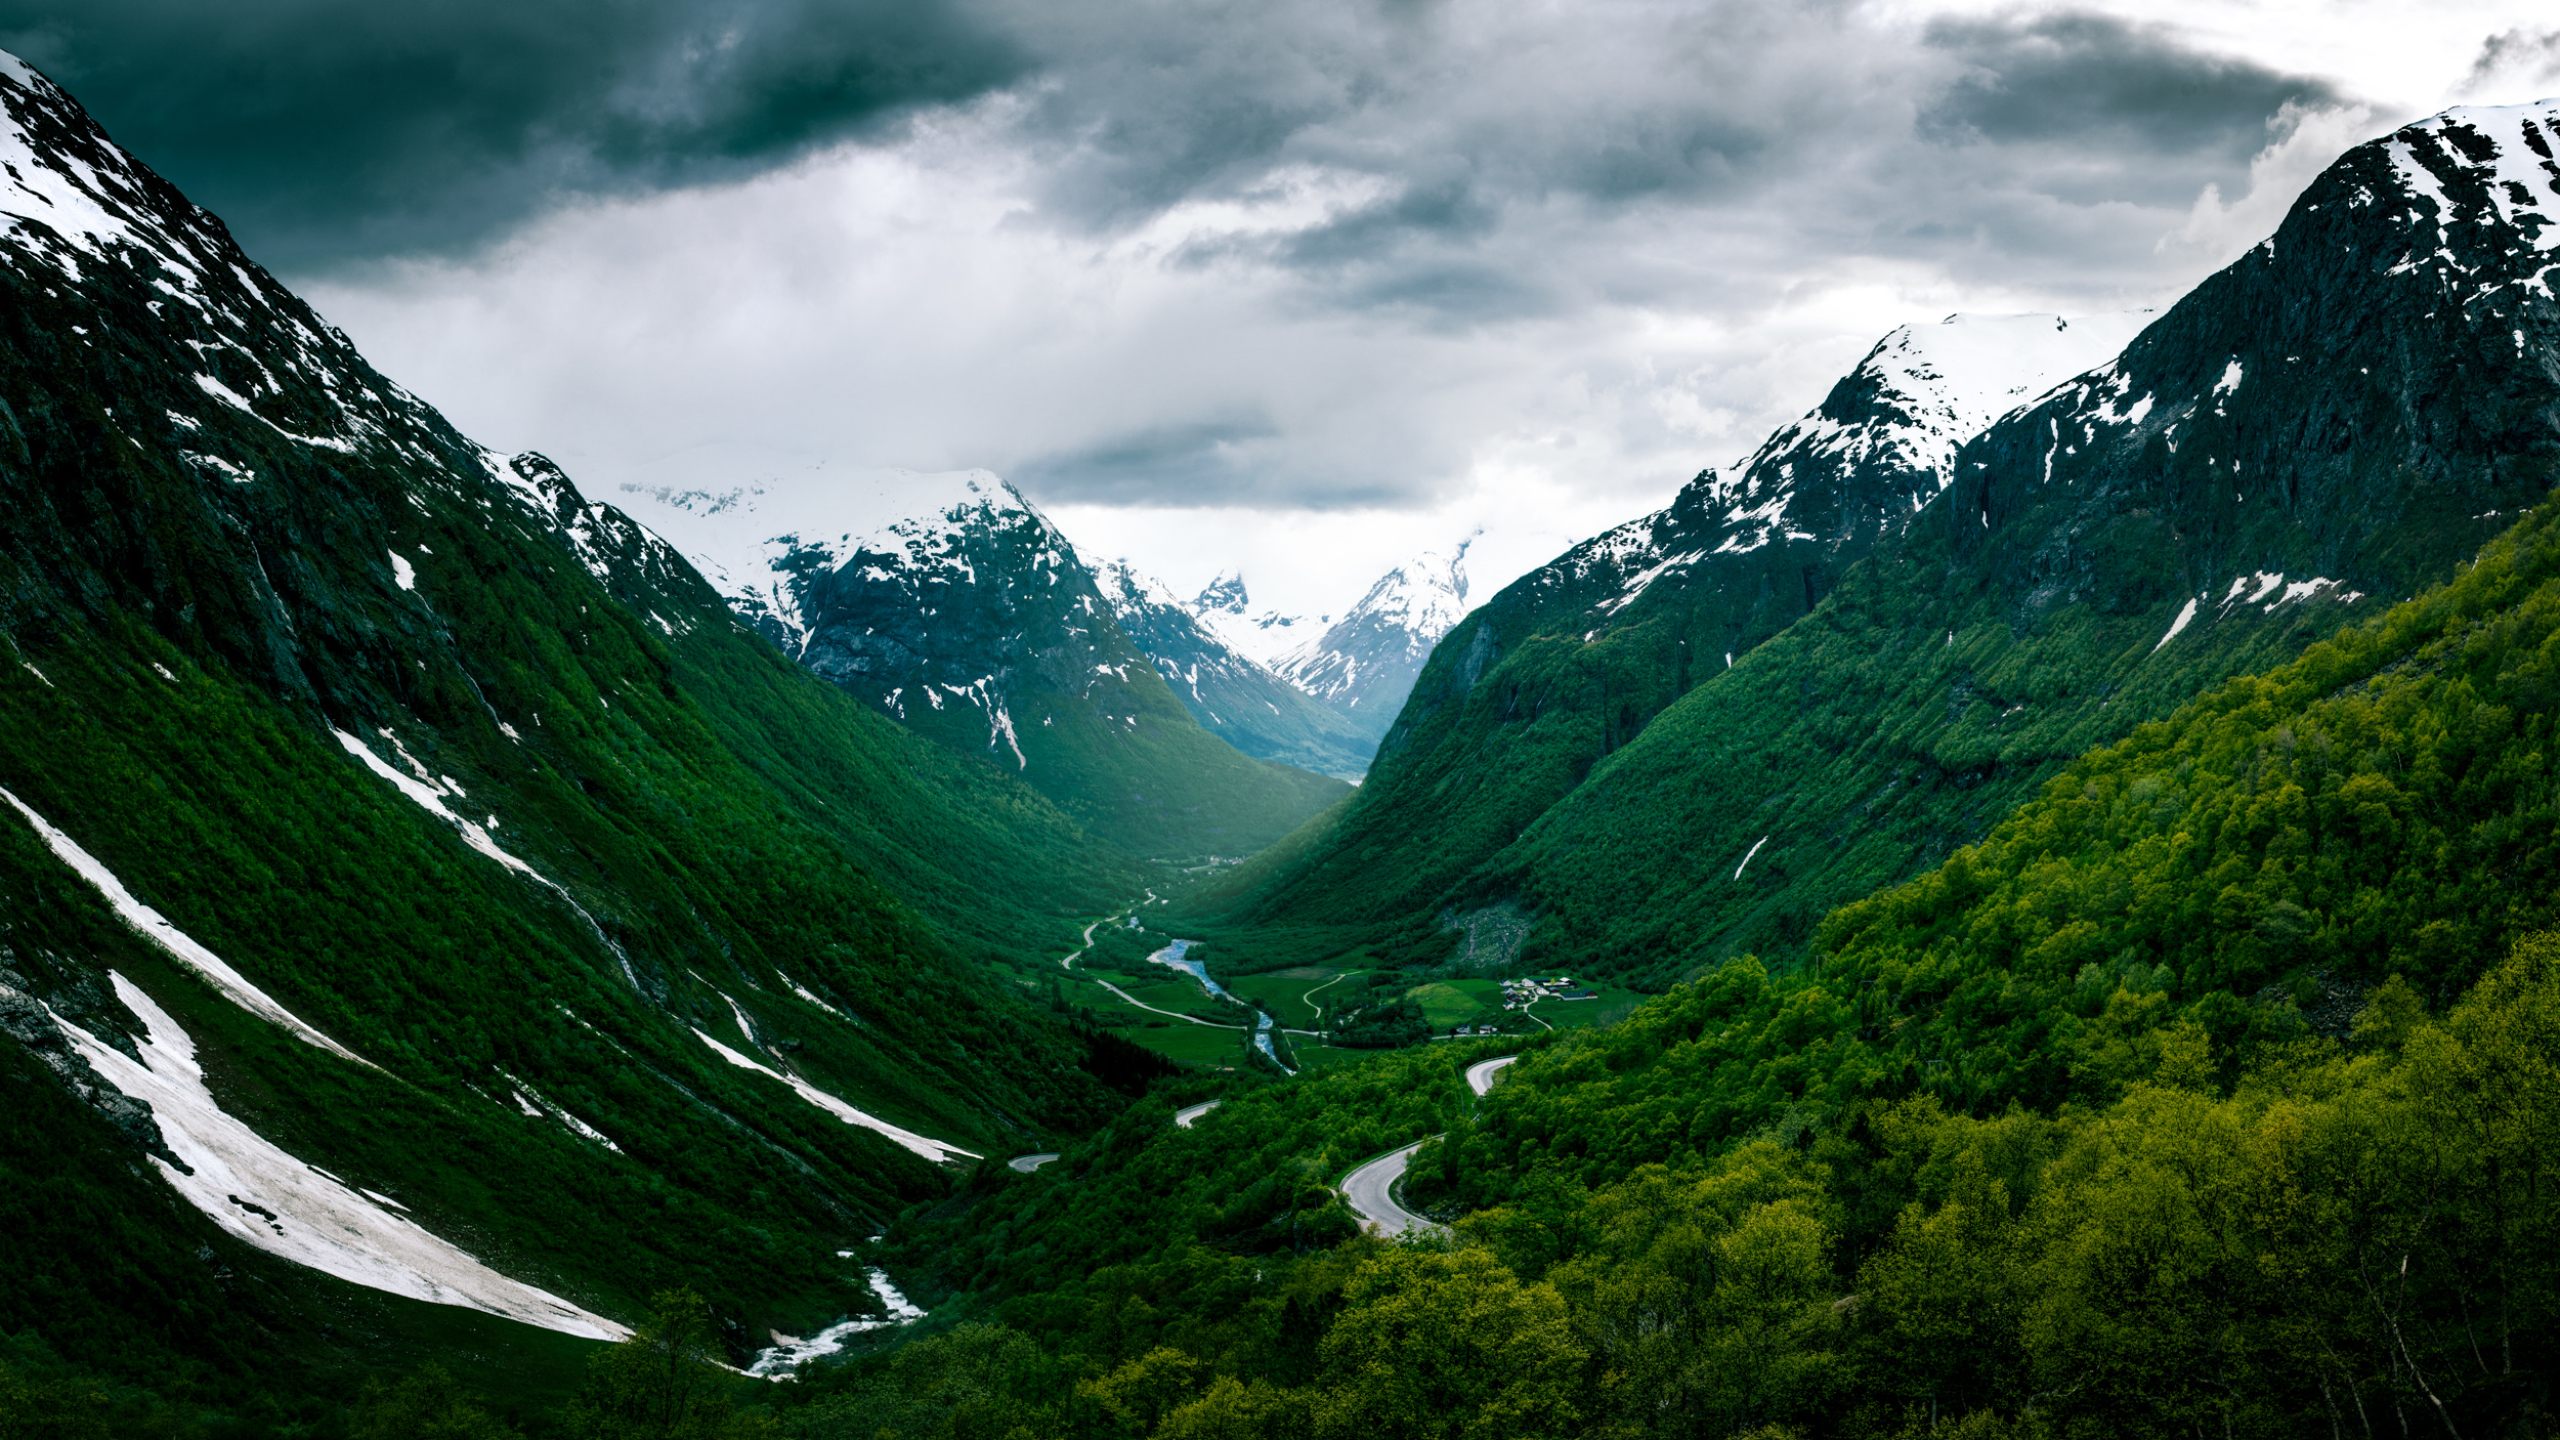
[1092,558,1375,782]
[1471,100,2560,985]
[876,424,2560,1440]
[0,49,1133,1402]
[1272,543,1474,744]
[620,474,1348,857]
[1214,312,2145,936]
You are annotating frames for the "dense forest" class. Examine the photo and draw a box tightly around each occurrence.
[61,927,2537,1438]
[34,472,2546,1436]
[16,32,2560,1439]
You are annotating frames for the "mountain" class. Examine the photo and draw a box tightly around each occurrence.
[851,106,2560,1440]
[617,472,1349,857]
[1090,558,1375,782]
[901,475,2560,1439]
[1206,311,2147,943]
[1269,543,1474,745]
[1187,570,1327,665]
[1254,98,2560,985]
[0,49,1142,1409]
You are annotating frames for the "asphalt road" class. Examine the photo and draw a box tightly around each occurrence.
[1174,1100,1222,1129]
[1007,1153,1060,1173]
[1465,1055,1519,1096]
[1340,1140,1440,1238]
[1340,1055,1518,1237]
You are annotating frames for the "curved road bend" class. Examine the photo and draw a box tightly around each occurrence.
[1018,1093,1219,1173]
[1340,1055,1520,1237]
[1342,1139,1440,1238]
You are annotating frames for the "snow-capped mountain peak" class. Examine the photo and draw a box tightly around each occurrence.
[616,468,1070,656]
[1185,572,1327,668]
[1705,310,2153,516]
[1542,309,2150,630]
[1093,557,1191,616]
[2372,99,2560,282]
[1190,570,1251,616]
[1272,542,1475,738]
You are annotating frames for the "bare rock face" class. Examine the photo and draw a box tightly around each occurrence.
[0,950,178,1167]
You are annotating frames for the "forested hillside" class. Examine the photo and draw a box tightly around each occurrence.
[1211,102,2560,989]
[827,447,2560,1440]
[0,47,1143,1418]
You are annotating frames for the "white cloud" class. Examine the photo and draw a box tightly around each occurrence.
[302,0,2560,620]
[2161,101,2383,265]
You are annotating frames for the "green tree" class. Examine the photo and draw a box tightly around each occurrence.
[565,1290,743,1440]
[1310,1247,1584,1440]
[1152,1376,1311,1440]
[351,1365,525,1440]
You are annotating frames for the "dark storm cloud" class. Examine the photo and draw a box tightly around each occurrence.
[2468,29,2560,90]
[1009,417,1333,506]
[155,0,2395,542]
[0,0,1024,268]
[1920,11,2341,159]
[1000,0,1810,233]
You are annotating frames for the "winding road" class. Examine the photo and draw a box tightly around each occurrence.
[1047,903,1522,1234]
[1094,978,1248,1029]
[1338,1053,1519,1238]
[1464,1055,1519,1094]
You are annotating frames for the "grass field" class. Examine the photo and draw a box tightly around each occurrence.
[1404,978,1507,1029]
[1226,965,1365,1028]
[1521,983,1651,1031]
[1117,1021,1251,1067]
[1283,1040,1397,1072]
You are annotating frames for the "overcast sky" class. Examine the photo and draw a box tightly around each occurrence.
[13,0,2560,619]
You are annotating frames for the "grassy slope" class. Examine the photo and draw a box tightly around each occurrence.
[902,645,1348,864]
[853,472,2560,1440]
[0,57,1158,1415]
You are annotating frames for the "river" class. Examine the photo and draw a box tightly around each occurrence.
[1151,940,1294,1073]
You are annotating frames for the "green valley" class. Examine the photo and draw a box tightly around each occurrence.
[15,25,2560,1440]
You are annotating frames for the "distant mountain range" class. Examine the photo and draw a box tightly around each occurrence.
[615,471,1347,852]
[1089,558,1375,781]
[624,470,1474,785]
[20,30,2560,1434]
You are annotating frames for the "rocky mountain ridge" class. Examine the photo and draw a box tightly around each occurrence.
[619,470,1348,853]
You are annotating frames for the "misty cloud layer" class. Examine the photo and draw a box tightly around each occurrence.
[16,0,2551,614]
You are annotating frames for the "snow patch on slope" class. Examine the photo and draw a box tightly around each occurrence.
[56,973,626,1340]
[333,730,641,990]
[693,1029,979,1164]
[0,787,370,1065]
